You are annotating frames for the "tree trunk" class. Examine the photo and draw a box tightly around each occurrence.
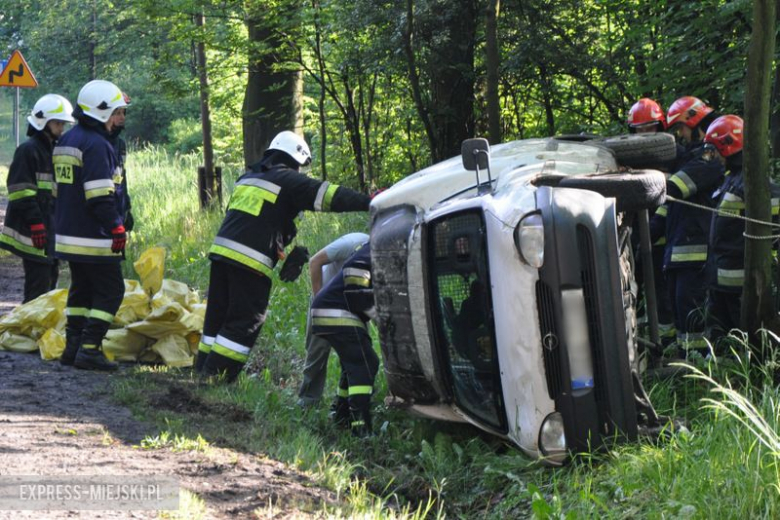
[770,7,780,159]
[242,3,303,167]
[312,0,328,180]
[402,0,438,161]
[427,0,477,161]
[485,0,501,144]
[741,0,778,343]
[195,13,216,208]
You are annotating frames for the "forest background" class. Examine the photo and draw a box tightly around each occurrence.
[0,0,767,188]
[0,1,779,518]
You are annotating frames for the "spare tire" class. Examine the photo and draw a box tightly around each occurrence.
[599,133,676,170]
[558,170,666,213]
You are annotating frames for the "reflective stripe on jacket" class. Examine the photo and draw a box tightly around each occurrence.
[311,242,371,333]
[709,168,780,291]
[208,164,369,277]
[663,150,724,270]
[0,132,56,263]
[53,123,124,264]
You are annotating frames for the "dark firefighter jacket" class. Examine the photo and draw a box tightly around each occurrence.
[208,164,370,278]
[660,148,724,270]
[709,163,780,291]
[0,131,56,263]
[311,241,372,334]
[108,131,132,223]
[52,119,125,264]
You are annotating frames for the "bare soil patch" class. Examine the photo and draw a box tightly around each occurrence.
[0,200,336,519]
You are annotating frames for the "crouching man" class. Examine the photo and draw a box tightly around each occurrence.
[310,241,378,436]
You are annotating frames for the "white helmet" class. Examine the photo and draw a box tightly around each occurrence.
[268,131,312,166]
[27,94,76,131]
[77,79,127,123]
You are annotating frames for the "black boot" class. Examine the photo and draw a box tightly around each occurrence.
[350,407,372,438]
[329,396,350,428]
[195,351,208,373]
[59,333,81,366]
[74,345,118,371]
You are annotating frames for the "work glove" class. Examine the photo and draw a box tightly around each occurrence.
[278,245,309,282]
[124,211,135,232]
[111,225,127,253]
[30,223,46,250]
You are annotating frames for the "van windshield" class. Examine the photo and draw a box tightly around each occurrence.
[427,210,506,431]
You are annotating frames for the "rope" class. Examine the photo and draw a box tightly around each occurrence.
[665,194,780,240]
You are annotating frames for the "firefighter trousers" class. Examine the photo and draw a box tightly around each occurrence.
[22,257,59,303]
[66,261,124,349]
[197,260,271,382]
[666,266,708,351]
[316,327,379,433]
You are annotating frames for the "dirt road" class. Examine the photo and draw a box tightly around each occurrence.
[0,201,334,518]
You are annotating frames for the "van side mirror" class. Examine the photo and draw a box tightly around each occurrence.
[461,138,490,171]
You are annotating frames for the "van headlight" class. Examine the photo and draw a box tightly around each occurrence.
[514,213,544,268]
[538,412,567,464]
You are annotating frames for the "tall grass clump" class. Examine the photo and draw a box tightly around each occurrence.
[525,333,780,519]
[122,145,237,288]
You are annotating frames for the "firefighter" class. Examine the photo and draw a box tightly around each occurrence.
[297,232,369,408]
[627,98,666,134]
[662,109,726,355]
[106,92,134,232]
[626,98,676,347]
[0,94,75,302]
[56,80,129,371]
[310,241,378,436]
[666,96,720,168]
[706,115,779,344]
[196,131,370,383]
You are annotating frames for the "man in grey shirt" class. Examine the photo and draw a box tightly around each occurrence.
[297,232,369,407]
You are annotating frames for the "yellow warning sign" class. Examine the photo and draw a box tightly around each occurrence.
[0,50,38,88]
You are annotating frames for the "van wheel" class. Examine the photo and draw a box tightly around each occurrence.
[557,169,666,213]
[617,223,639,373]
[599,133,677,170]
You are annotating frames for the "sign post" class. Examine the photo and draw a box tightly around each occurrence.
[0,50,39,146]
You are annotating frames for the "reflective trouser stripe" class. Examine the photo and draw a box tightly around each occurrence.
[679,332,707,350]
[718,268,744,287]
[66,307,90,317]
[655,205,668,217]
[55,234,115,257]
[669,171,697,198]
[89,308,114,323]
[211,335,251,363]
[659,323,676,339]
[82,344,98,350]
[198,335,215,354]
[348,385,373,396]
[337,388,349,398]
[0,230,47,258]
[670,245,707,263]
[654,237,667,246]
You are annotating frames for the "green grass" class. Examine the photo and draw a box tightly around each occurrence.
[109,147,780,518]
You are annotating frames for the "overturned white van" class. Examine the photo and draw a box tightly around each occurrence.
[370,134,673,464]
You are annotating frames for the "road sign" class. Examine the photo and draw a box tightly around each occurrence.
[0,50,38,88]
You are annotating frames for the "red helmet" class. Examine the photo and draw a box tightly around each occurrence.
[627,98,665,130]
[666,96,714,129]
[704,115,743,157]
